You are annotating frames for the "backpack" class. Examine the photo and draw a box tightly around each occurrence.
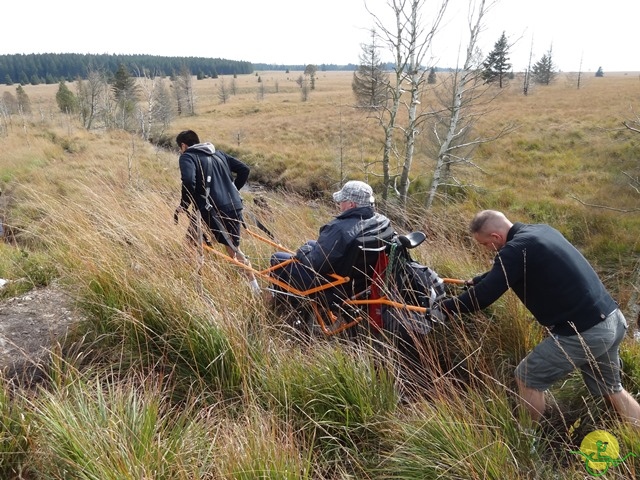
[396,261,446,307]
[382,240,446,335]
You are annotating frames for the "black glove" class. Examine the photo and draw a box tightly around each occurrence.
[425,306,446,324]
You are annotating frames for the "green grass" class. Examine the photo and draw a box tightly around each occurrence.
[28,366,219,479]
[0,243,57,299]
[0,378,30,478]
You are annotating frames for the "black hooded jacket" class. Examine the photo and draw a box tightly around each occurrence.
[179,142,249,214]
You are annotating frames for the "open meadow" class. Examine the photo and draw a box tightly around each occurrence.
[0,69,639,478]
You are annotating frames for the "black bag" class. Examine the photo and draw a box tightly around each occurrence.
[382,251,447,336]
[394,260,446,308]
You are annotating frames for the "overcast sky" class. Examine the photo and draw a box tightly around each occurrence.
[2,0,637,73]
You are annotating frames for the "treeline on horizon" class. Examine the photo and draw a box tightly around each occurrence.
[0,53,363,86]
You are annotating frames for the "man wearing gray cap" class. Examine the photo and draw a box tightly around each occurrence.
[269,180,394,305]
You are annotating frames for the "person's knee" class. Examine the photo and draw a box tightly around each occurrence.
[602,388,627,403]
[271,252,292,266]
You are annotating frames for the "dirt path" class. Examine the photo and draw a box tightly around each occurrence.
[0,284,83,373]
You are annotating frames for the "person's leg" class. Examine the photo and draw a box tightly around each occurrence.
[277,260,317,292]
[580,309,640,428]
[605,390,640,427]
[515,377,546,422]
[229,244,260,292]
[208,211,260,292]
[268,251,318,311]
[514,334,579,424]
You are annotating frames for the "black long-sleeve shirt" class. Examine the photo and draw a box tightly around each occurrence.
[440,222,617,335]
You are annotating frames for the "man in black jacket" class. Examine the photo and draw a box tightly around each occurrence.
[269,180,394,302]
[436,210,640,428]
[175,130,259,293]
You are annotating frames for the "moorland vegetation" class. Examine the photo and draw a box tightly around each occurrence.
[0,69,639,478]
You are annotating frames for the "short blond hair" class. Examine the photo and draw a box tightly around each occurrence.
[469,210,510,234]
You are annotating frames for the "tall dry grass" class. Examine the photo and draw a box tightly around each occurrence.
[0,70,639,478]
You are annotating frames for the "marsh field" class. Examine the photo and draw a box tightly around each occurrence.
[0,69,639,478]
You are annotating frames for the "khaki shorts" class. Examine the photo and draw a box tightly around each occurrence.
[515,309,628,396]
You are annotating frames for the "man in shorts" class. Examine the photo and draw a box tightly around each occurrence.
[175,129,259,293]
[434,210,640,428]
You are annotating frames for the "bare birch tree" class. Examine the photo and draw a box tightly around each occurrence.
[366,0,448,204]
[398,0,448,204]
[137,74,174,141]
[0,93,14,135]
[424,0,515,209]
[296,74,310,101]
[523,37,534,96]
[76,67,109,130]
[1,92,17,115]
[257,81,266,101]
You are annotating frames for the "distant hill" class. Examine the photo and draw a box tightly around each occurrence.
[0,53,363,86]
[252,63,357,72]
[0,53,254,85]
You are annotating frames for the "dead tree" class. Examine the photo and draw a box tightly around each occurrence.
[217,77,230,104]
[366,0,449,204]
[425,0,516,209]
[76,67,109,130]
[174,65,195,116]
[137,73,174,141]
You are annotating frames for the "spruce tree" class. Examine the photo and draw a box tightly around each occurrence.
[111,63,139,130]
[482,32,512,88]
[15,85,31,114]
[352,29,389,109]
[532,49,557,85]
[56,81,78,113]
[427,67,437,84]
[112,63,139,103]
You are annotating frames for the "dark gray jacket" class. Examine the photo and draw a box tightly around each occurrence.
[440,222,618,335]
[295,206,394,277]
[179,143,249,214]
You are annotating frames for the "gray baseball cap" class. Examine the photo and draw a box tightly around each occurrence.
[332,181,374,207]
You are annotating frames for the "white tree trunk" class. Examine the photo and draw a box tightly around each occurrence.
[426,0,490,209]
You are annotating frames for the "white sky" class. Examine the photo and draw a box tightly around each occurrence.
[1,0,637,72]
